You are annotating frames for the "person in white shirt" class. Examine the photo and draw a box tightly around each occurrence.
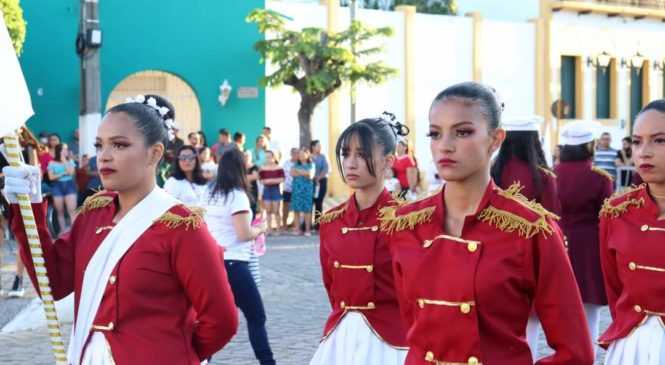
[383,167,401,195]
[163,145,207,206]
[201,148,275,365]
[281,147,298,228]
[198,146,218,182]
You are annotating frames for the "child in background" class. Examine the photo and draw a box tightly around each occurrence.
[383,167,401,195]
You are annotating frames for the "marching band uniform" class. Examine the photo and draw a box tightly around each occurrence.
[310,189,408,364]
[10,190,238,364]
[598,184,665,364]
[554,160,613,305]
[380,181,593,365]
[553,121,612,357]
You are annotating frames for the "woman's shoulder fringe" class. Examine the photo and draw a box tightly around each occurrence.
[599,184,646,219]
[316,201,349,225]
[75,190,113,215]
[478,182,558,239]
[155,205,206,230]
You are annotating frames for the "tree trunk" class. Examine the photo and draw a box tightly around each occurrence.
[297,97,317,148]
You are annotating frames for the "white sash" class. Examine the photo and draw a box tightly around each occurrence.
[67,187,178,365]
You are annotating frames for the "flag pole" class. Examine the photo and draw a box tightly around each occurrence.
[3,135,68,365]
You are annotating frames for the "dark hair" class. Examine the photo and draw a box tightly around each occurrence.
[233,132,244,143]
[198,131,207,147]
[48,133,61,141]
[560,141,595,162]
[54,143,69,161]
[106,94,174,148]
[297,147,313,165]
[219,128,229,136]
[263,126,272,133]
[335,113,409,182]
[210,148,252,204]
[188,132,198,139]
[636,98,665,119]
[621,136,632,158]
[430,82,504,132]
[171,145,206,185]
[491,131,549,195]
[310,140,320,151]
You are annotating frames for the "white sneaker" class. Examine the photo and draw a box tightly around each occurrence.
[8,288,25,298]
[8,276,24,298]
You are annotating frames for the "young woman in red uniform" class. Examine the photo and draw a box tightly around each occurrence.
[553,120,613,361]
[599,99,665,364]
[310,113,409,365]
[381,82,593,365]
[3,95,238,365]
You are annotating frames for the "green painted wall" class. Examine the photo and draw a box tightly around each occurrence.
[18,0,265,146]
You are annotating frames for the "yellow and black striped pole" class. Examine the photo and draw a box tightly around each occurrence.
[3,135,67,364]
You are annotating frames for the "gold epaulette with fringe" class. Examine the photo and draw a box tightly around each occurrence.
[477,206,554,239]
[155,205,205,230]
[478,182,557,238]
[497,182,560,220]
[599,184,646,219]
[75,190,113,215]
[317,202,348,225]
[379,205,436,235]
[591,166,615,181]
[538,166,557,179]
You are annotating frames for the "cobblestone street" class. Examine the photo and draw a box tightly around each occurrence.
[1,233,610,364]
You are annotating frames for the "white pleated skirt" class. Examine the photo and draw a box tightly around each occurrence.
[604,316,665,365]
[309,312,407,365]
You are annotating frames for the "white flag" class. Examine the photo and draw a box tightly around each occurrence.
[0,10,33,137]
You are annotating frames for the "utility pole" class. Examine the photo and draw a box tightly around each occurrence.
[77,0,102,160]
[350,0,357,123]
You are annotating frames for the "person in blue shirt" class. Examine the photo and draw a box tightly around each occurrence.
[47,143,78,231]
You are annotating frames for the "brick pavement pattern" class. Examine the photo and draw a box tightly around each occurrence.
[1,233,610,364]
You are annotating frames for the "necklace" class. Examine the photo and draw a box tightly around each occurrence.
[652,193,665,199]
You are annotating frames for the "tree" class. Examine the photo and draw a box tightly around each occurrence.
[0,0,27,55]
[247,9,397,147]
[392,0,458,15]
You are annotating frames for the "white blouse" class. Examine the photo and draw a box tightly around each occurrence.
[163,177,206,206]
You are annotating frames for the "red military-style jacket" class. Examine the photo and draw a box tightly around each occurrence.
[381,181,593,365]
[10,191,238,364]
[499,156,561,215]
[318,189,408,348]
[598,184,665,347]
[554,159,614,305]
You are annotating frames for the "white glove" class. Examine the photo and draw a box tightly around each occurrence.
[2,165,42,203]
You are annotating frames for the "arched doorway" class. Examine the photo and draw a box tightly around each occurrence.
[106,70,201,141]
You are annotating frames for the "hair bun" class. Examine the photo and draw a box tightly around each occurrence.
[380,111,410,137]
[125,94,176,141]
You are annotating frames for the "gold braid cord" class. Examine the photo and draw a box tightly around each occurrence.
[379,205,436,235]
[154,205,205,230]
[599,184,647,219]
[75,191,113,215]
[591,166,615,181]
[317,202,348,225]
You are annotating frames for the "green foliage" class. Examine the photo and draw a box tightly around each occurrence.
[392,0,458,15]
[247,8,397,104]
[0,0,27,55]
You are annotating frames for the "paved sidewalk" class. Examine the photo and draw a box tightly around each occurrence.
[1,232,610,364]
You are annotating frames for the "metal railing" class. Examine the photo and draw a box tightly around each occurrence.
[555,0,665,10]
